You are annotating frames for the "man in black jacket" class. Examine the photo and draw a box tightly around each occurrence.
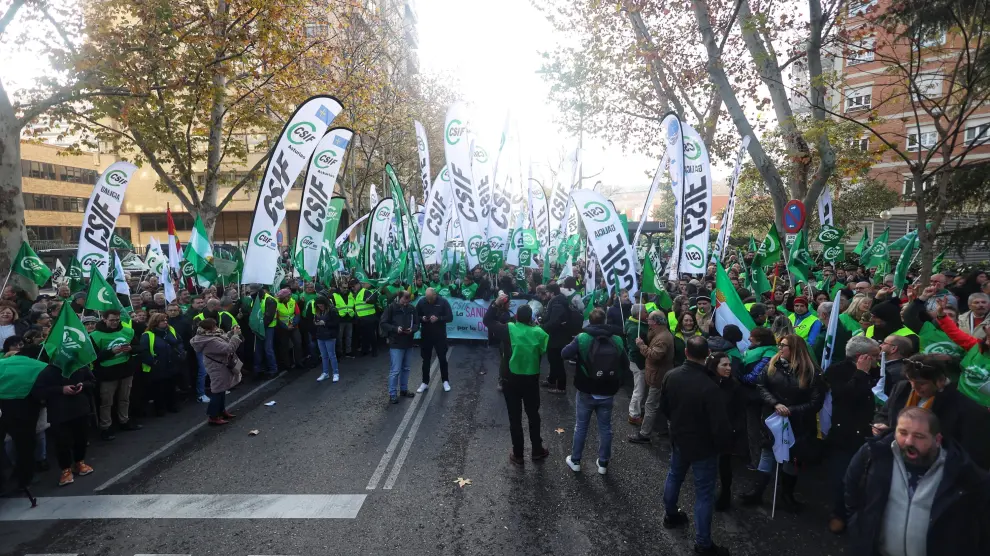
[380,291,420,404]
[484,294,512,392]
[415,288,454,393]
[846,408,990,556]
[541,283,573,393]
[824,336,881,534]
[658,336,732,556]
[560,308,628,476]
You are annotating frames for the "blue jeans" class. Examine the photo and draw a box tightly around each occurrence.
[388,348,412,396]
[571,391,613,463]
[195,352,207,396]
[663,445,718,548]
[254,327,277,375]
[317,338,339,376]
[207,390,226,418]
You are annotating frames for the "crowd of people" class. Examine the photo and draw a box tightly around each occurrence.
[2,255,990,555]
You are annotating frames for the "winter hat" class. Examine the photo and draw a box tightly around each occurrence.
[871,301,900,324]
[793,296,809,306]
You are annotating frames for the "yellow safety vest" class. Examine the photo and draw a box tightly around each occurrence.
[333,293,355,318]
[866,325,917,340]
[276,298,297,326]
[667,312,678,332]
[141,327,177,373]
[219,311,239,328]
[788,313,819,340]
[645,302,658,314]
[354,289,375,318]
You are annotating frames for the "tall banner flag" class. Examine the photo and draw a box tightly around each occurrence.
[184,215,217,284]
[444,101,486,270]
[570,190,638,297]
[819,290,843,436]
[317,197,347,275]
[714,262,757,351]
[677,122,713,275]
[420,168,451,265]
[547,146,580,261]
[11,241,52,287]
[711,136,751,263]
[414,120,431,197]
[76,161,137,275]
[335,213,369,248]
[663,115,686,280]
[385,163,426,274]
[369,185,379,209]
[51,258,67,287]
[294,127,352,278]
[818,187,835,226]
[530,168,551,259]
[487,115,516,261]
[242,95,342,284]
[366,198,395,275]
[469,134,496,267]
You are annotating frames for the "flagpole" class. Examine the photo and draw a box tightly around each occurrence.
[771,463,779,519]
[0,267,13,297]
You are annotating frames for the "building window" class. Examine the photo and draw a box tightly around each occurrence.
[65,227,81,242]
[915,27,948,49]
[964,123,990,145]
[139,214,194,232]
[847,38,875,66]
[22,193,89,212]
[304,23,328,38]
[903,176,934,196]
[907,130,937,152]
[845,87,872,112]
[27,226,59,241]
[912,73,943,102]
[848,0,877,16]
[848,137,869,151]
[21,159,100,184]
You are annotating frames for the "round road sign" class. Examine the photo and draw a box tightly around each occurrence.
[783,200,806,234]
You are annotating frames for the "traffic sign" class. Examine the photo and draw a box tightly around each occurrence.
[783,200,806,233]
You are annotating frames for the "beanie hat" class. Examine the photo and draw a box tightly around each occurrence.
[793,296,809,305]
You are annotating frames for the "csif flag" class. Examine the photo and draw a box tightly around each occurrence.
[51,258,68,287]
[862,227,890,269]
[711,135,750,263]
[43,302,98,377]
[755,222,782,266]
[852,227,870,255]
[893,230,919,290]
[184,215,217,285]
[110,233,133,251]
[67,256,86,293]
[675,122,712,275]
[571,190,638,297]
[414,120,431,197]
[0,355,50,400]
[787,228,815,284]
[76,161,137,275]
[295,127,352,278]
[242,96,342,285]
[12,240,52,286]
[443,101,487,271]
[85,264,122,312]
[714,261,757,351]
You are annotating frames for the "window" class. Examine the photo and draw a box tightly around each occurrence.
[903,176,934,196]
[847,137,869,151]
[965,123,990,145]
[116,227,132,241]
[22,193,89,212]
[139,214,194,232]
[847,38,875,66]
[65,227,81,242]
[27,226,59,241]
[916,28,948,49]
[21,159,100,184]
[848,0,877,16]
[907,129,937,151]
[912,73,943,102]
[845,86,872,111]
[304,23,328,38]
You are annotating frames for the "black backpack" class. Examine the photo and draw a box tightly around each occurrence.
[578,333,623,383]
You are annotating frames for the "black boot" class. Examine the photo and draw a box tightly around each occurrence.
[778,473,804,513]
[715,488,731,512]
[739,472,771,506]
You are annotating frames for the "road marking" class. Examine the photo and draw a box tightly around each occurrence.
[365,352,446,490]
[383,364,441,490]
[94,372,288,492]
[0,494,367,520]
[134,554,192,555]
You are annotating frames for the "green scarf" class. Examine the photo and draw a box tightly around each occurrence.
[743,345,778,366]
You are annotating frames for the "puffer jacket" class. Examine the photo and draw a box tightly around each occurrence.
[190,329,243,394]
[34,365,96,425]
[541,293,573,347]
[641,325,675,388]
[312,307,340,340]
[756,358,825,449]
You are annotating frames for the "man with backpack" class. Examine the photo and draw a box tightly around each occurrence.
[542,283,582,394]
[561,308,629,475]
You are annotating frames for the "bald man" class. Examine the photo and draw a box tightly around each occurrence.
[415,287,454,393]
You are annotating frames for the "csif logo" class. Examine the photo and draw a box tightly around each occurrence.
[582,201,610,223]
[104,170,128,187]
[62,326,87,350]
[440,167,449,181]
[467,235,484,256]
[325,205,340,221]
[253,230,276,250]
[474,147,488,163]
[19,256,45,273]
[96,286,115,305]
[446,119,467,145]
[301,236,318,249]
[823,245,842,260]
[421,244,436,257]
[818,226,841,244]
[417,136,426,152]
[288,122,318,145]
[684,244,705,269]
[81,253,106,269]
[314,149,339,169]
[376,207,392,222]
[666,118,680,142]
[684,139,702,161]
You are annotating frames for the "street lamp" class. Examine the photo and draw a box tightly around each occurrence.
[710,215,721,226]
[879,209,891,222]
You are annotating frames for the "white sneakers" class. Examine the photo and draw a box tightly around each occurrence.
[597,459,608,475]
[416,383,429,393]
[332,374,339,383]
[443,381,451,392]
[198,395,210,403]
[565,456,581,472]
[317,373,330,382]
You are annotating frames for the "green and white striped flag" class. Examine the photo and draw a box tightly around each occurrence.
[183,215,217,284]
[714,261,757,351]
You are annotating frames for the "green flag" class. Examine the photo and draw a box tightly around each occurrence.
[786,229,815,284]
[43,303,98,377]
[183,215,217,284]
[0,355,50,400]
[748,264,772,297]
[816,224,845,246]
[85,265,122,312]
[932,248,948,273]
[748,235,757,254]
[248,295,267,339]
[109,233,134,251]
[641,248,673,310]
[756,222,782,266]
[893,231,919,290]
[67,256,86,294]
[11,240,52,286]
[862,228,890,269]
[853,227,870,255]
[918,321,965,358]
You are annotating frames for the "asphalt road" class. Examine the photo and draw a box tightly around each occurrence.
[1,343,848,556]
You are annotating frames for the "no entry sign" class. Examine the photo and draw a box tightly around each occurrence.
[783,200,806,233]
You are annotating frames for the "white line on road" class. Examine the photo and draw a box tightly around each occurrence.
[365,351,446,490]
[94,372,288,492]
[134,554,192,555]
[0,494,367,520]
[383,363,442,490]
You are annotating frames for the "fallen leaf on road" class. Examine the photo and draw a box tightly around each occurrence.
[248,430,260,436]
[453,477,472,488]
[264,401,276,406]
[555,428,565,434]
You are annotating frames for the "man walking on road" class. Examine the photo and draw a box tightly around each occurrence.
[416,287,453,393]
[380,291,419,404]
[659,336,733,556]
[561,308,628,475]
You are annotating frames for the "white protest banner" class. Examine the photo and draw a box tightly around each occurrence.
[547,147,580,262]
[530,165,551,258]
[76,161,138,275]
[335,213,369,248]
[420,168,452,265]
[570,190,638,297]
[414,120,431,198]
[294,127,352,278]
[818,186,835,226]
[677,122,712,275]
[366,198,395,274]
[51,259,67,286]
[242,96,341,284]
[444,101,485,270]
[711,135,751,263]
[487,116,516,258]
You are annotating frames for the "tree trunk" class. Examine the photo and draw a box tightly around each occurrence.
[0,81,25,275]
[201,0,228,244]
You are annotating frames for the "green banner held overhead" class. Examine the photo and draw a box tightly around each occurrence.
[11,240,52,287]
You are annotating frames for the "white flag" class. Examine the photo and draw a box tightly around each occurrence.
[51,259,68,286]
[369,184,379,209]
[414,120,431,198]
[294,127,353,278]
[873,352,889,403]
[444,101,486,270]
[677,123,713,275]
[765,414,794,464]
[711,135,751,263]
[160,258,176,303]
[420,169,452,265]
[818,187,835,226]
[76,161,138,275]
[112,251,131,295]
[570,189,638,297]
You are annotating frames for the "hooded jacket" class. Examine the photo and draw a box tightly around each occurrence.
[190,329,243,393]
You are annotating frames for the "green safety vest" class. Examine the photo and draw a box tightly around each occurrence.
[788,313,820,340]
[219,311,239,329]
[507,322,549,376]
[89,327,135,367]
[141,327,177,373]
[276,298,297,326]
[354,289,376,318]
[333,293,355,318]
